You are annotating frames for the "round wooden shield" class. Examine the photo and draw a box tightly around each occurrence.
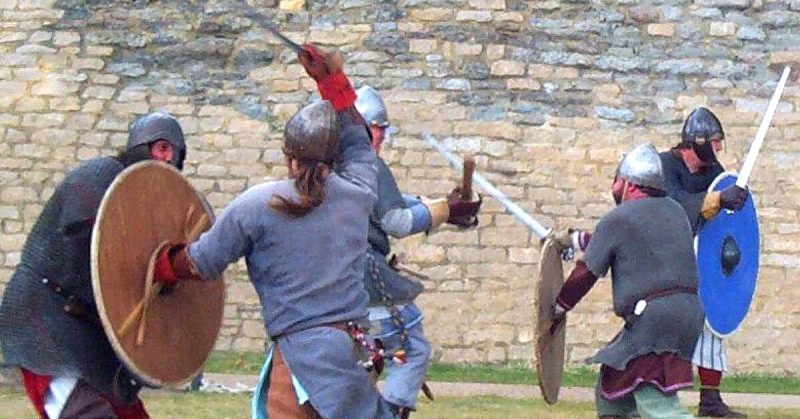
[535,237,566,405]
[91,161,225,387]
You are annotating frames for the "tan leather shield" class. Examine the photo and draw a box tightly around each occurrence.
[91,161,224,387]
[535,237,566,404]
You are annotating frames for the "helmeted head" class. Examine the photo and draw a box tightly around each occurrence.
[355,85,396,153]
[125,112,186,169]
[680,107,724,163]
[612,143,666,204]
[283,100,339,164]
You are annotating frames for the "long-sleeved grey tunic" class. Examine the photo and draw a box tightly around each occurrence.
[187,108,393,418]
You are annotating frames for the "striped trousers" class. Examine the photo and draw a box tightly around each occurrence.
[692,324,728,372]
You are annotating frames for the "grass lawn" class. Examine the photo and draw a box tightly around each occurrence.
[205,351,800,395]
[2,388,800,418]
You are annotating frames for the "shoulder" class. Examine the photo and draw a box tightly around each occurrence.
[233,180,290,208]
[658,150,680,169]
[595,205,626,234]
[66,157,124,180]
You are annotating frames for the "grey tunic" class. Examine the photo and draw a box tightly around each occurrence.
[187,109,393,418]
[583,197,704,370]
[659,150,724,234]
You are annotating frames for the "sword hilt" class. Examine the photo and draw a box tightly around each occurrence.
[461,154,475,201]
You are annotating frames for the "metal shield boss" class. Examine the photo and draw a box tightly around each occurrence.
[91,161,225,387]
[696,172,759,338]
[535,237,566,404]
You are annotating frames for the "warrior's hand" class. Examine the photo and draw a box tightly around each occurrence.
[554,229,591,261]
[719,184,748,211]
[298,44,356,111]
[153,243,195,285]
[445,186,482,228]
[549,302,567,335]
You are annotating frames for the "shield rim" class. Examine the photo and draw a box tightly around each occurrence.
[534,236,566,405]
[693,171,759,339]
[90,160,222,387]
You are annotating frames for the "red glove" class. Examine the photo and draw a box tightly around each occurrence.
[153,243,195,286]
[299,44,356,111]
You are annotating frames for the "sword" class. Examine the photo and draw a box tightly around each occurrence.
[263,24,304,54]
[461,154,475,201]
[241,3,305,54]
[737,66,791,188]
[422,133,552,240]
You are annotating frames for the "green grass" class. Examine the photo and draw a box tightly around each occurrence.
[204,350,266,375]
[204,350,800,395]
[697,373,800,395]
[2,388,800,419]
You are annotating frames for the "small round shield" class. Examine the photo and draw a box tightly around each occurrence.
[91,161,225,387]
[535,237,566,405]
[696,172,759,338]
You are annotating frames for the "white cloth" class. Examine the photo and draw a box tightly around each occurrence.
[44,376,79,419]
[692,323,728,372]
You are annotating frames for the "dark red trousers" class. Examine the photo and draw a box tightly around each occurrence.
[20,368,149,419]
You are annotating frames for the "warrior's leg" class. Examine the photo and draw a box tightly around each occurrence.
[265,346,320,419]
[693,327,745,417]
[594,375,637,419]
[37,376,148,419]
[379,305,431,413]
[631,384,693,419]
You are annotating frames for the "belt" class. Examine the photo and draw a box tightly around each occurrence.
[270,321,351,341]
[625,286,697,320]
[41,277,100,326]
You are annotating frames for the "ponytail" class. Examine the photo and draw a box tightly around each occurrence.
[270,159,329,217]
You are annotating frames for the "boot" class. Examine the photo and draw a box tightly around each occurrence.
[698,388,747,417]
[388,402,411,419]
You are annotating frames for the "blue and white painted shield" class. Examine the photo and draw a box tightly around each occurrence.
[696,172,760,338]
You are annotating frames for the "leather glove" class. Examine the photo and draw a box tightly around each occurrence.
[298,44,356,111]
[445,187,482,228]
[719,184,748,211]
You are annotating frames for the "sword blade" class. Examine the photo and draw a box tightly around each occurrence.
[264,25,304,54]
[241,3,305,54]
[422,133,552,239]
[737,66,791,187]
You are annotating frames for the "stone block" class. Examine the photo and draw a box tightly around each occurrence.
[490,60,525,76]
[709,21,736,36]
[410,8,454,21]
[456,10,492,23]
[647,23,675,37]
[278,0,304,12]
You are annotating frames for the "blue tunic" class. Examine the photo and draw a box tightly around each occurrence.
[187,109,393,418]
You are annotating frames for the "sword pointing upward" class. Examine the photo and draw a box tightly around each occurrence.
[263,25,305,54]
[736,66,791,188]
[241,3,306,55]
[422,133,552,240]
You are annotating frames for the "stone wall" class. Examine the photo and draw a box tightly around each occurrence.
[1,0,800,373]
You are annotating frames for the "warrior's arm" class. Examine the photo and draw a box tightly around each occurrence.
[300,44,377,203]
[334,107,377,202]
[663,169,708,234]
[186,199,253,280]
[556,261,599,310]
[156,196,255,284]
[379,196,434,239]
